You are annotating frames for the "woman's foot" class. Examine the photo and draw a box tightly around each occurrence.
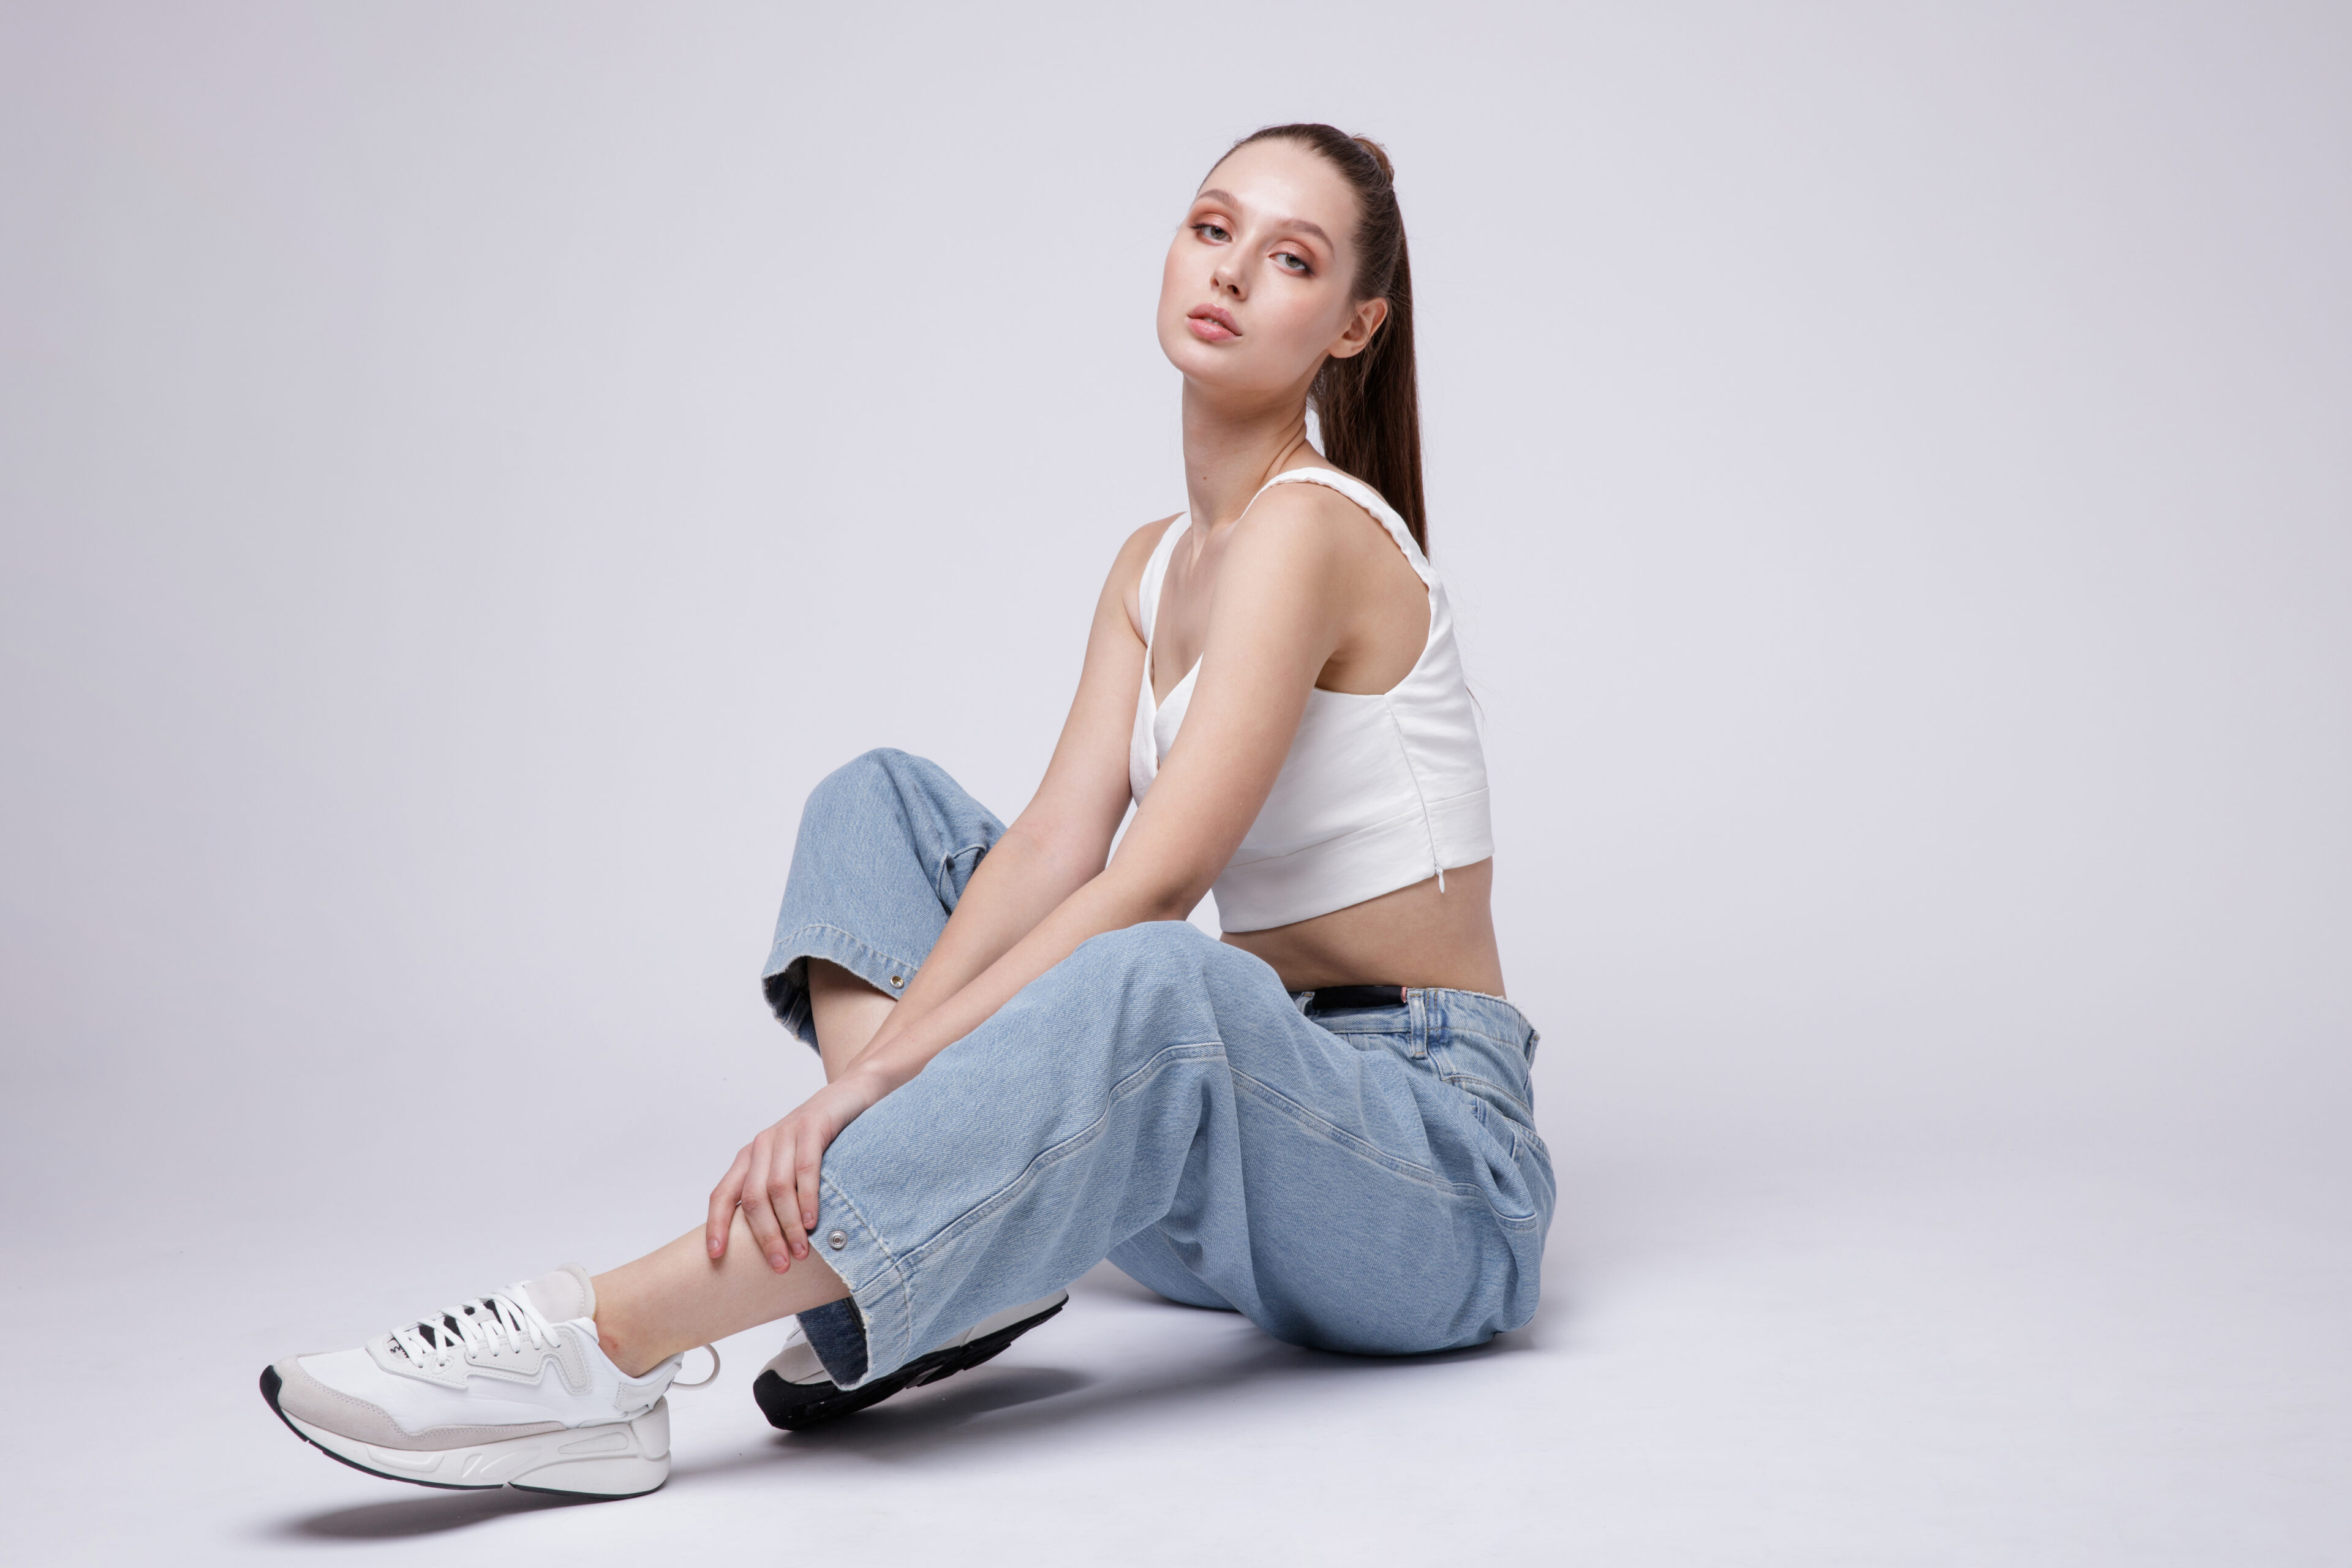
[752,1290,1068,1430]
[258,1264,708,1498]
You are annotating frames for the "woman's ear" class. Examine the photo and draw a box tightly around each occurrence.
[1325,296,1390,361]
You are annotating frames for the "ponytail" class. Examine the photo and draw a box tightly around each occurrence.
[1224,124,1428,554]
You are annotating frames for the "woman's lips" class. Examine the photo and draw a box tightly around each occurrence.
[1186,304,1240,341]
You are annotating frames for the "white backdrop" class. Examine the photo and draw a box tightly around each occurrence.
[3,3,2347,1563]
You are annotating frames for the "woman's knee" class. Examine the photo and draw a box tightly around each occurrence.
[806,747,915,815]
[1063,921,1230,1011]
[1081,918,1223,973]
[797,747,954,842]
[994,922,1224,1082]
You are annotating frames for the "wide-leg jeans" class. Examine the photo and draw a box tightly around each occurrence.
[760,748,1555,1389]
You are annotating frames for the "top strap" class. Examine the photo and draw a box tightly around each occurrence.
[1253,468,1430,584]
[1137,512,1188,646]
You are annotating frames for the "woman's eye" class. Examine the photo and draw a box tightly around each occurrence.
[1194,222,1230,243]
[1274,251,1310,274]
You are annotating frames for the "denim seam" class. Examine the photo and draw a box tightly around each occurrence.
[1439,1071,1536,1117]
[1229,1068,1545,1227]
[1327,1036,1532,1122]
[1226,1067,1495,1204]
[771,923,923,994]
[1430,1044,1542,1154]
[816,1169,918,1381]
[892,1042,1231,1274]
[1429,1027,1536,1055]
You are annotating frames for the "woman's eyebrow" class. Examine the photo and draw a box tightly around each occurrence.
[1194,188,1332,247]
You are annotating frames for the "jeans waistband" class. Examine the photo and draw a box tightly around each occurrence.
[1292,986,1539,1058]
[1303,984,1409,1012]
[1292,985,1544,1139]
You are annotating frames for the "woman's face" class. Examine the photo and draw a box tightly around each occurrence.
[1157,138,1388,401]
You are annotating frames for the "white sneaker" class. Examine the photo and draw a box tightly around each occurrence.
[752,1290,1068,1430]
[259,1264,713,1498]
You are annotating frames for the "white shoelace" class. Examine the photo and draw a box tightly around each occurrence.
[386,1287,722,1389]
[388,1289,557,1371]
[674,1343,722,1388]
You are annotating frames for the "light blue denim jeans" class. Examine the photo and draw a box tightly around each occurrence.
[760,748,1555,1389]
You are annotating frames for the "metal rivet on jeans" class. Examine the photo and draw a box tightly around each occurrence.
[827,1230,848,1250]
[889,975,902,986]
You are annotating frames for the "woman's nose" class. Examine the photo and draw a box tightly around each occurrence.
[1210,260,1245,300]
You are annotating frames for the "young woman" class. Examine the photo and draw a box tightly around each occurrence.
[260,123,1554,1498]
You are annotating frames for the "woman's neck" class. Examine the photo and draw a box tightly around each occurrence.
[1180,379,1317,532]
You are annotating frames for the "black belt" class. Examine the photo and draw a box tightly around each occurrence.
[1306,984,1408,1011]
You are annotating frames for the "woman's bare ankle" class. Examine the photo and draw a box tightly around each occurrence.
[590,1216,851,1379]
[589,1281,668,1378]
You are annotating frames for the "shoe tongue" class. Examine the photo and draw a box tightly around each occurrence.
[518,1264,595,1324]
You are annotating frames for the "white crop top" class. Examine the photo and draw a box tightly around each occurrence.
[1128,467,1493,932]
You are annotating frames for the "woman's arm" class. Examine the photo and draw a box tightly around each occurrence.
[710,487,1362,1271]
[817,516,1171,1072]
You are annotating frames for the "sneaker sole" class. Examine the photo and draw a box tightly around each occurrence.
[752,1295,1068,1431]
[258,1366,671,1498]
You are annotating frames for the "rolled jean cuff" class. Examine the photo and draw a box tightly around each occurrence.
[807,1169,918,1390]
[794,1297,868,1387]
[760,923,924,1053]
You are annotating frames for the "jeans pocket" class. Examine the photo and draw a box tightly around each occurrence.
[1504,1109,1550,1164]
[1429,1027,1536,1120]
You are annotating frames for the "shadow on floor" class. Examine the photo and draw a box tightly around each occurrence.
[257,1364,1095,1544]
[672,1319,1520,1482]
[260,1271,1562,1532]
[272,1486,604,1541]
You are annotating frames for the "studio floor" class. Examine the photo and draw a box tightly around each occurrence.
[10,1137,2346,1566]
[7,4,2350,1564]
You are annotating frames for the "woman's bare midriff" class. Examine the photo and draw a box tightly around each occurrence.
[1219,857,1506,996]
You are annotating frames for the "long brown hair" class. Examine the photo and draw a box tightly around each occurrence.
[1220,123,1427,553]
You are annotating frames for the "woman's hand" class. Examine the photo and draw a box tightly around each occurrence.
[706,1068,888,1272]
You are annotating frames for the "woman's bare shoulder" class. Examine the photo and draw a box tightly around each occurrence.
[1231,477,1388,565]
[1124,512,1185,554]
[1111,513,1186,637]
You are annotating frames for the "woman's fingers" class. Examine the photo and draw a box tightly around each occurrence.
[718,1093,857,1273]
[772,1129,810,1261]
[741,1139,793,1273]
[707,1147,752,1259]
[796,1144,824,1250]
